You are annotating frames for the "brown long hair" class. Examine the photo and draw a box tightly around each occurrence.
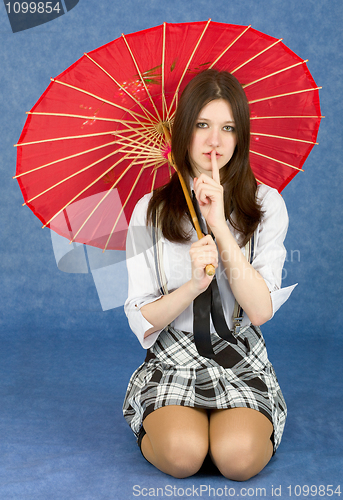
[147,69,262,247]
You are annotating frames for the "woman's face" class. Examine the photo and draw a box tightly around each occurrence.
[189,98,237,178]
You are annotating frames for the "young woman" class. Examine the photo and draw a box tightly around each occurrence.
[123,70,295,481]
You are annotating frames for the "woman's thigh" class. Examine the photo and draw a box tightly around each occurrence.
[209,407,274,481]
[141,405,209,478]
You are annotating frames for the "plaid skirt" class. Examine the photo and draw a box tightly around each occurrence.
[122,324,287,452]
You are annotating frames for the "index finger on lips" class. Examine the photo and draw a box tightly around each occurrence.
[211,150,220,185]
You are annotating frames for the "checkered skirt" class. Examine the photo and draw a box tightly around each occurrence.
[123,324,287,451]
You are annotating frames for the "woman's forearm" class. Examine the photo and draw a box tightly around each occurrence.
[213,223,273,326]
[141,280,200,338]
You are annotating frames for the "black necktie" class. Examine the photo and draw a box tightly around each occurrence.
[191,192,237,359]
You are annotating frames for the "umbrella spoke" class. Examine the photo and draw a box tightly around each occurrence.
[231,38,283,74]
[249,86,322,105]
[115,127,162,151]
[103,165,145,251]
[162,22,167,122]
[22,129,156,203]
[250,149,304,171]
[121,34,162,123]
[24,149,124,206]
[104,158,167,251]
[51,78,149,123]
[243,60,309,89]
[70,159,144,246]
[103,158,165,251]
[84,53,157,124]
[15,118,157,148]
[42,151,135,227]
[24,111,150,125]
[251,132,318,145]
[209,25,251,69]
[168,18,212,117]
[15,130,127,147]
[14,140,117,178]
[114,128,165,158]
[251,115,325,120]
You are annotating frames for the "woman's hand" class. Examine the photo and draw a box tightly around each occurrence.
[193,150,227,232]
[189,234,218,294]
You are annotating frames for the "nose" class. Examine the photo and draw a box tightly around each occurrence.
[207,127,220,148]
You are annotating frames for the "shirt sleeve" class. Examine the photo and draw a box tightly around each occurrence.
[124,195,164,349]
[253,186,297,317]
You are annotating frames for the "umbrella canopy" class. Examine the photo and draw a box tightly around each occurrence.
[14,20,322,251]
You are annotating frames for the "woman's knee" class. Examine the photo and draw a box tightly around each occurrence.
[142,406,209,478]
[210,437,271,481]
[155,431,208,478]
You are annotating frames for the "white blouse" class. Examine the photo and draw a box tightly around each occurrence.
[124,184,297,349]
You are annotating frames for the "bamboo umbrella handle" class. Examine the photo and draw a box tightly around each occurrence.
[162,127,215,277]
[175,168,216,277]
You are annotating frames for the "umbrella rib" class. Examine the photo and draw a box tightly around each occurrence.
[121,33,162,122]
[24,110,149,125]
[162,22,167,122]
[70,159,144,246]
[114,126,168,160]
[150,168,158,192]
[112,156,165,167]
[24,149,123,206]
[115,127,162,150]
[231,38,283,74]
[14,140,117,178]
[118,123,163,148]
[114,130,164,158]
[15,130,133,147]
[103,166,146,251]
[249,86,322,104]
[14,128,151,148]
[115,145,162,159]
[103,158,166,251]
[16,128,161,180]
[209,25,251,69]
[243,60,309,88]
[84,53,157,124]
[168,18,212,116]
[42,151,135,227]
[51,78,149,122]
[251,115,325,120]
[15,121,154,148]
[250,149,304,171]
[251,132,318,145]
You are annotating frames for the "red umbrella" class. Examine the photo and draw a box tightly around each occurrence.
[14,20,322,251]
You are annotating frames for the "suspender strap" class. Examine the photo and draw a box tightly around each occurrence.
[232,233,255,335]
[152,208,168,296]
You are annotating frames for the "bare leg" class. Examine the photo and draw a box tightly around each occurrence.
[141,405,209,478]
[209,407,274,481]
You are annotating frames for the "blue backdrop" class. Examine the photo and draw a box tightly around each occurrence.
[0,1,342,499]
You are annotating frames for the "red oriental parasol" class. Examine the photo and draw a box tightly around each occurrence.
[14,20,322,251]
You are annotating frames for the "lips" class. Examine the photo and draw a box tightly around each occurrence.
[203,151,221,159]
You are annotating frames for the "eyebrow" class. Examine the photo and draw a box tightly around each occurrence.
[197,117,235,124]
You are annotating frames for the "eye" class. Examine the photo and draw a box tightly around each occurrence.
[223,125,235,132]
[196,122,208,129]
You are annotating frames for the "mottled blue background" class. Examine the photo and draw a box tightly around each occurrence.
[1,0,341,336]
[0,1,342,498]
